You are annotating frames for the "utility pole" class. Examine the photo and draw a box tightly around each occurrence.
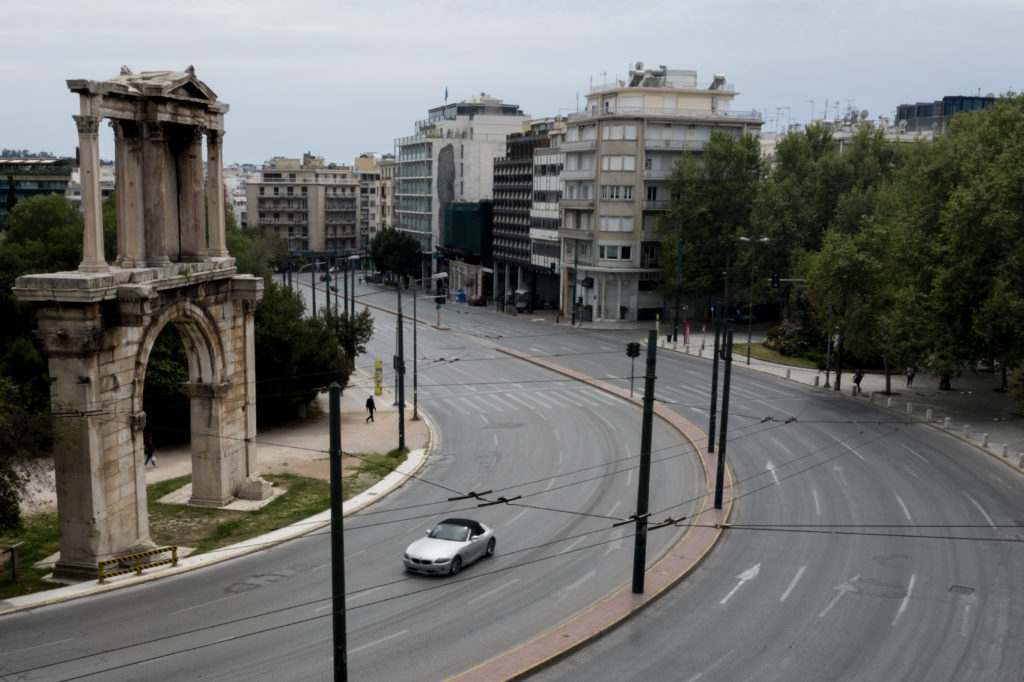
[396,282,406,451]
[673,239,682,343]
[632,329,657,594]
[412,277,419,421]
[312,260,318,319]
[714,330,733,509]
[328,383,347,681]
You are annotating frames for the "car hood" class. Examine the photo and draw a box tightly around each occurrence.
[405,536,465,561]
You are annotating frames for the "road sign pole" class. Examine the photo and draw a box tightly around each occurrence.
[632,329,657,594]
[328,383,347,681]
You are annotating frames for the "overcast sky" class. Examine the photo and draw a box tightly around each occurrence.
[3,0,1020,165]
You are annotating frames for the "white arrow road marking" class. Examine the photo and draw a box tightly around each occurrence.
[902,464,921,481]
[959,594,977,637]
[895,495,913,522]
[493,433,499,446]
[507,508,529,526]
[819,575,859,617]
[964,493,997,529]
[468,579,520,606]
[780,565,807,602]
[812,488,821,516]
[766,461,779,484]
[833,464,848,487]
[892,574,917,626]
[720,564,760,605]
[604,537,623,556]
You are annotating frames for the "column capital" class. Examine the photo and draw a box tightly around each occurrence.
[206,129,225,146]
[73,115,101,135]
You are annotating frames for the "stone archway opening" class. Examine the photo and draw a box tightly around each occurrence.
[141,324,190,450]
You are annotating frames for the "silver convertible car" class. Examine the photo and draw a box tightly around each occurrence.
[403,518,496,575]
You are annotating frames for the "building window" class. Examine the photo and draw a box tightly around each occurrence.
[599,244,632,260]
[647,186,658,201]
[601,155,636,172]
[599,216,634,232]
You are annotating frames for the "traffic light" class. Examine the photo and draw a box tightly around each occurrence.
[576,296,583,307]
[550,261,557,274]
[626,342,641,358]
[771,274,780,288]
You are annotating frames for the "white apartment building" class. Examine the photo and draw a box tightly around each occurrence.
[246,154,360,253]
[559,64,762,321]
[395,93,529,270]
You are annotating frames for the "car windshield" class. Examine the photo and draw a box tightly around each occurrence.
[429,523,471,542]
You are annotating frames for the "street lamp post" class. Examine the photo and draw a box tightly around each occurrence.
[738,236,769,366]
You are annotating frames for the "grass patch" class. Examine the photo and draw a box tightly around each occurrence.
[0,510,63,599]
[732,341,819,368]
[0,447,411,600]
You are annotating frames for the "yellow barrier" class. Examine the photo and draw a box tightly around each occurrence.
[97,546,179,583]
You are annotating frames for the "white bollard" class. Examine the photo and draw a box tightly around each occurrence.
[944,417,951,428]
[963,425,970,437]
[907,403,913,415]
[887,397,893,408]
[982,433,989,447]
[786,369,791,379]
[926,408,933,422]
[1001,443,1009,458]
[814,376,819,386]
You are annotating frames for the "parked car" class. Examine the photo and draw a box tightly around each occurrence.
[468,294,487,306]
[403,519,495,575]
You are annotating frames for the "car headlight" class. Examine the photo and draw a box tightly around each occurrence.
[434,557,451,564]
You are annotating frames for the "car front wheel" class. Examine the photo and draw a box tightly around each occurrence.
[486,538,496,557]
[449,556,462,575]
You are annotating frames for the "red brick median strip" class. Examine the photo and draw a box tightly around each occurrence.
[449,347,733,681]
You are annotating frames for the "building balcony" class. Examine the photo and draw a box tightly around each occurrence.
[561,139,597,151]
[560,198,594,209]
[558,227,594,241]
[562,168,596,180]
[642,168,673,180]
[643,138,708,151]
[643,200,671,210]
[569,106,763,122]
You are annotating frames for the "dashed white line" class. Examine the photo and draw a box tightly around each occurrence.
[811,488,821,516]
[780,565,806,602]
[892,574,916,626]
[350,630,409,654]
[900,443,931,464]
[964,493,997,529]
[3,637,75,656]
[467,579,520,606]
[895,495,913,523]
[556,569,596,602]
[766,461,779,484]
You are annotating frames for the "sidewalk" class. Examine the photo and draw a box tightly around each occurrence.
[2,377,430,613]
[653,334,1024,471]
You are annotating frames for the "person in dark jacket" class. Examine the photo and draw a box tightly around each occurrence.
[365,396,376,423]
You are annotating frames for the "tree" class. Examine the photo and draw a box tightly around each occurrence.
[225,206,288,279]
[369,228,421,278]
[254,281,351,425]
[0,377,55,531]
[659,131,766,302]
[322,307,375,370]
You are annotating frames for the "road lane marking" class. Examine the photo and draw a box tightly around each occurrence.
[833,464,848,487]
[3,637,75,656]
[895,495,913,522]
[964,493,997,529]
[607,500,621,517]
[812,488,821,516]
[556,569,596,602]
[553,429,561,442]
[900,443,930,464]
[339,585,385,607]
[819,575,859,617]
[349,630,409,654]
[593,411,617,431]
[766,461,779,484]
[842,442,866,462]
[507,509,530,526]
[169,593,241,616]
[468,579,520,606]
[780,565,806,602]
[556,451,563,467]
[604,537,623,555]
[627,469,634,486]
[902,464,921,481]
[563,537,585,552]
[720,564,760,605]
[892,574,916,626]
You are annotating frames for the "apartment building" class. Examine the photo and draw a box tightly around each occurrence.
[246,153,360,253]
[378,153,396,231]
[491,117,565,311]
[353,153,383,250]
[394,93,529,273]
[559,64,762,321]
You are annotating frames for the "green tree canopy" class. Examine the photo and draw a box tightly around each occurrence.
[370,228,421,277]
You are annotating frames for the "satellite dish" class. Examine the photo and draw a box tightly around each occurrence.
[860,109,869,120]
[635,61,644,70]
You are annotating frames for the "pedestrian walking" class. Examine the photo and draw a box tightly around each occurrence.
[144,432,157,467]
[906,366,915,388]
[365,395,376,423]
[853,368,864,395]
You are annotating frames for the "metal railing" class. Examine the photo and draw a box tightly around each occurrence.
[97,545,179,583]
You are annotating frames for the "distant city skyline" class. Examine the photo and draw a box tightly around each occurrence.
[3,0,1020,165]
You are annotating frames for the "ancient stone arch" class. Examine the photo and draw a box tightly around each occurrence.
[13,67,269,580]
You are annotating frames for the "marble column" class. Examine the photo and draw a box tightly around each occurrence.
[111,120,145,267]
[142,121,172,266]
[206,129,229,257]
[185,381,234,507]
[178,126,206,262]
[74,115,108,272]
